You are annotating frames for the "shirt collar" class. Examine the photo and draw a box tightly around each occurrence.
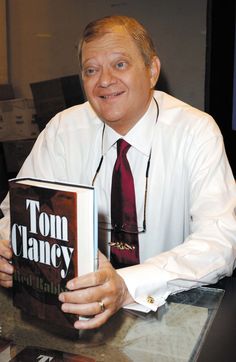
[102,97,158,157]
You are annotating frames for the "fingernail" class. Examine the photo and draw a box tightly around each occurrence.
[67,281,73,289]
[58,293,65,302]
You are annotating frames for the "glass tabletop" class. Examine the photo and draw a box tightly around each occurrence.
[0,286,224,361]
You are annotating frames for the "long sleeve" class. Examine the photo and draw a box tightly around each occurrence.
[0,102,102,240]
[117,104,236,312]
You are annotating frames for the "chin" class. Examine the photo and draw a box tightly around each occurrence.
[100,112,125,124]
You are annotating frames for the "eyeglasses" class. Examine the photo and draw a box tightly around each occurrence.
[92,98,159,235]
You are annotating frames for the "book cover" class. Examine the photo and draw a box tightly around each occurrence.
[9,177,98,328]
[9,346,95,361]
[0,337,12,362]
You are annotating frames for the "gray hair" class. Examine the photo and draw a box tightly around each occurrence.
[78,15,157,70]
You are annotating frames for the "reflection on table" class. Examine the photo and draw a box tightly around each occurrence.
[0,286,224,361]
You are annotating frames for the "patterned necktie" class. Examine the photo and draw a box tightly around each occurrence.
[110,139,140,268]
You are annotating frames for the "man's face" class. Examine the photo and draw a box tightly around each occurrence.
[81,26,159,134]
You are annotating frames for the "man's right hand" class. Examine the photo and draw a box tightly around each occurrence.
[0,239,13,288]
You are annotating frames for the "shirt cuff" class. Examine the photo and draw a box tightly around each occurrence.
[116,262,171,312]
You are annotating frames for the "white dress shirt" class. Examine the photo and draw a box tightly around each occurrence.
[1,91,236,312]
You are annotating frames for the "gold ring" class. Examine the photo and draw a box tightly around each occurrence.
[98,301,105,313]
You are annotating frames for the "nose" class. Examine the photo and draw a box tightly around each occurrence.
[98,67,116,87]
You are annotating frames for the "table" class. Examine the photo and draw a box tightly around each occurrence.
[0,282,226,362]
[197,277,236,361]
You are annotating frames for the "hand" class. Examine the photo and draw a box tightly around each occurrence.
[0,239,13,288]
[59,251,134,329]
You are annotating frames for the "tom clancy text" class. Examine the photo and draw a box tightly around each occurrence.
[11,198,74,279]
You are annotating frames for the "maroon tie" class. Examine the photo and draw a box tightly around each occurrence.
[110,139,140,268]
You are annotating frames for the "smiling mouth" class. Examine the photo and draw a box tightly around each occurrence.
[100,91,124,99]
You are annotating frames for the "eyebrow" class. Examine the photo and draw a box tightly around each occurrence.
[82,51,131,67]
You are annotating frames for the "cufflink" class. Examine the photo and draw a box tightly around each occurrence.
[147,296,155,304]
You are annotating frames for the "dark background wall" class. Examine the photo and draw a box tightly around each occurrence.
[205,0,236,177]
[6,0,207,109]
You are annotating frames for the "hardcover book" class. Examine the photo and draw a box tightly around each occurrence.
[9,177,98,328]
[9,346,95,361]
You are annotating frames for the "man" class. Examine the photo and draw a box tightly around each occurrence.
[0,15,236,330]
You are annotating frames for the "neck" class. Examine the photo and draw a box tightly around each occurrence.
[107,121,138,136]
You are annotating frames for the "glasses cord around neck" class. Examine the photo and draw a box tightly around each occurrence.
[92,123,105,186]
[92,97,159,229]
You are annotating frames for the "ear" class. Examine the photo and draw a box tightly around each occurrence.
[149,56,161,89]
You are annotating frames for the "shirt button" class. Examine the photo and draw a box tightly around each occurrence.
[147,296,155,304]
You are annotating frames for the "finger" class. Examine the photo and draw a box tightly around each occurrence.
[66,269,107,291]
[0,271,13,288]
[61,300,105,317]
[74,310,110,330]
[0,279,13,288]
[0,257,14,274]
[66,258,114,292]
[59,285,102,305]
[0,272,13,281]
[0,239,11,248]
[0,241,12,260]
[66,273,97,291]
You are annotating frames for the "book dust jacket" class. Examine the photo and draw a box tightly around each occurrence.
[9,180,80,328]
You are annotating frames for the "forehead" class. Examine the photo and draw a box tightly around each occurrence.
[81,26,142,63]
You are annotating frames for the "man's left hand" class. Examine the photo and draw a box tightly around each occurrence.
[59,251,133,329]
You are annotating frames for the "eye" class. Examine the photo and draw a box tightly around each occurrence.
[116,61,127,70]
[83,67,97,77]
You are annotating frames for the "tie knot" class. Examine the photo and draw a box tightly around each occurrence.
[117,139,131,157]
